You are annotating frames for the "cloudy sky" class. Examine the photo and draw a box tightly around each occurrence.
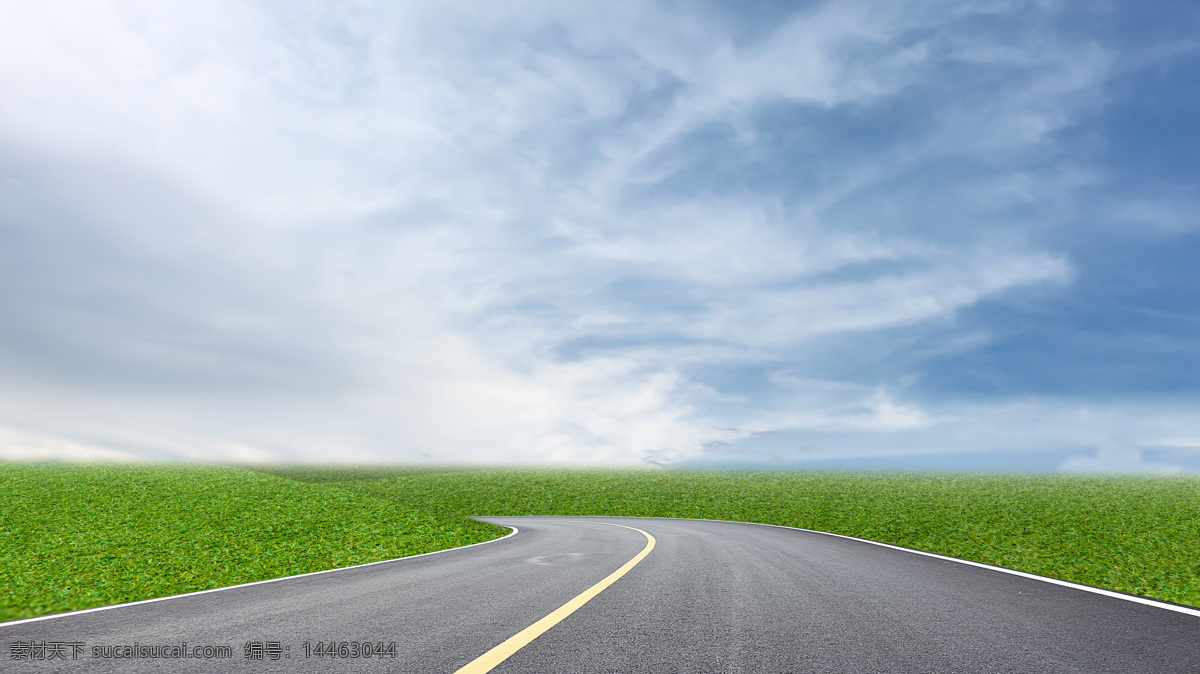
[2,0,1198,470]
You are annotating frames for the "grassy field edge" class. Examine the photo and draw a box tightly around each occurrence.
[0,463,503,622]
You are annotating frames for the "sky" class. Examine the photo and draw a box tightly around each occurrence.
[1,0,1198,471]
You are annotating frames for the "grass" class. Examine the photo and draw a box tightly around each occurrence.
[0,463,498,622]
[3,463,1199,621]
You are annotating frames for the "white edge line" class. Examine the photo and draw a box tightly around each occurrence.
[485,515,1200,619]
[0,526,519,628]
[734,519,1200,619]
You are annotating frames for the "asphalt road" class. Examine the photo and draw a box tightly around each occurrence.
[2,516,1198,673]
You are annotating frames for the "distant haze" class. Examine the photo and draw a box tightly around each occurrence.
[1,1,1198,471]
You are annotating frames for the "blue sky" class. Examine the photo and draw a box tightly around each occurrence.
[1,1,1198,471]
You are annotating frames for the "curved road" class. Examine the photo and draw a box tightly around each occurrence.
[2,517,1198,672]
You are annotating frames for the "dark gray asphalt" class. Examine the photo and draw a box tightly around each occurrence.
[2,516,1198,673]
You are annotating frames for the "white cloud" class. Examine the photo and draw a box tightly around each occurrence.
[1059,438,1183,474]
[0,427,140,463]
[0,1,1180,467]
[688,396,1200,472]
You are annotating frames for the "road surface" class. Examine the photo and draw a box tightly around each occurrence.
[2,516,1197,672]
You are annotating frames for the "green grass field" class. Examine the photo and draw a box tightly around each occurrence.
[3,463,1199,622]
[0,464,498,622]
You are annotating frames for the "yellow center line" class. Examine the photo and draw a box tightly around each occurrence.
[453,522,656,674]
